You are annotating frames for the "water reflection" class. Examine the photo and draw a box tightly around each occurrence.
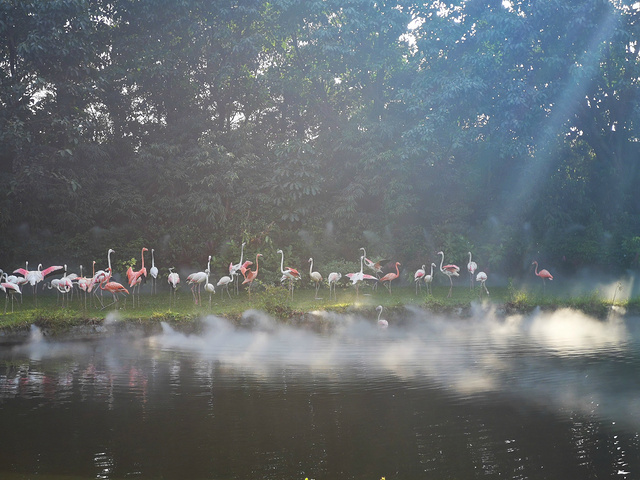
[0,305,638,479]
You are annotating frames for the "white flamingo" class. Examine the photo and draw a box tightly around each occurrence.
[476,271,489,295]
[376,305,388,328]
[309,257,323,299]
[277,249,300,299]
[327,272,342,301]
[345,255,377,297]
[187,256,211,305]
[150,249,159,294]
[424,263,436,295]
[467,252,477,291]
[168,267,180,306]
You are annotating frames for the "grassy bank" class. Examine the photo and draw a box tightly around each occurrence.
[0,281,635,335]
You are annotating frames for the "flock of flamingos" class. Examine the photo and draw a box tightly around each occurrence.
[0,242,554,315]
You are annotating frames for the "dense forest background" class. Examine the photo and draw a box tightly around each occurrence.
[1,0,640,282]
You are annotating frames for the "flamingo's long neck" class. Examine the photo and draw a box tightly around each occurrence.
[534,262,539,276]
[108,250,113,271]
[151,250,155,268]
[92,261,96,277]
[280,251,285,274]
[377,308,382,322]
[394,262,400,276]
[359,255,364,275]
[255,255,260,274]
[207,256,211,273]
[141,248,146,270]
[239,243,245,265]
[430,263,434,276]
[309,258,313,276]
[439,252,445,273]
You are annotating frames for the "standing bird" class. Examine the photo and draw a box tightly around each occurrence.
[204,272,216,308]
[217,274,234,300]
[1,273,22,313]
[277,249,300,299]
[150,249,159,295]
[100,272,129,309]
[437,251,460,298]
[467,252,478,291]
[168,267,180,306]
[14,262,62,305]
[476,271,489,296]
[361,247,387,291]
[345,255,378,297]
[424,263,436,295]
[242,254,262,295]
[376,305,388,328]
[308,257,323,299]
[229,242,246,295]
[127,247,148,307]
[327,272,342,301]
[532,261,553,294]
[379,262,401,294]
[414,265,426,295]
[187,256,211,305]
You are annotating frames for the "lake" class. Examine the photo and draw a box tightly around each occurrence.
[0,304,639,479]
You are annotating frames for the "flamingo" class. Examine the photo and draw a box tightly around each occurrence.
[187,256,210,305]
[360,247,387,291]
[308,257,323,299]
[376,305,388,328]
[424,263,436,295]
[379,262,401,294]
[127,247,148,307]
[345,255,378,297]
[437,251,459,298]
[229,242,246,295]
[1,273,21,313]
[14,262,62,305]
[467,252,478,291]
[204,272,216,308]
[100,271,129,309]
[90,249,114,307]
[150,249,159,295]
[242,254,262,295]
[476,271,489,295]
[414,265,426,294]
[327,272,342,301]
[217,274,234,300]
[532,261,553,293]
[168,267,180,306]
[277,249,300,299]
[76,265,90,309]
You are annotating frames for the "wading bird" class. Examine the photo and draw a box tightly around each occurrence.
[424,263,436,295]
[437,251,459,298]
[476,271,489,295]
[127,247,148,307]
[1,273,21,313]
[204,272,216,308]
[100,270,129,309]
[379,262,401,294]
[360,247,387,291]
[376,305,388,328]
[277,249,300,299]
[532,261,553,293]
[150,249,158,295]
[345,255,377,297]
[308,257,323,299]
[414,265,426,294]
[168,267,180,306]
[229,242,246,295]
[187,256,211,305]
[467,252,477,291]
[217,274,234,300]
[327,272,342,301]
[242,254,262,295]
[14,262,62,306]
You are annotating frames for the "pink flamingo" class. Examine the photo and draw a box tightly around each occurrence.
[379,262,401,294]
[1,273,21,313]
[242,253,262,295]
[437,251,459,298]
[100,270,129,309]
[127,247,148,307]
[532,261,553,293]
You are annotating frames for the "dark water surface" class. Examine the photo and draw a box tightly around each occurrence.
[1,305,639,479]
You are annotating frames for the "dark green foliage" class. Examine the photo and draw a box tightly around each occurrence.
[0,0,639,279]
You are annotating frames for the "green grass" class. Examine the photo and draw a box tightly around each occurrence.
[0,282,634,333]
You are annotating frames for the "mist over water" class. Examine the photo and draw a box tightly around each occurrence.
[146,304,639,430]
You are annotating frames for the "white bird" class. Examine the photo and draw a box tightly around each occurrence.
[187,256,211,305]
[345,255,377,297]
[229,242,246,295]
[376,305,388,328]
[308,257,323,299]
[467,252,478,291]
[216,274,234,300]
[277,249,300,299]
[424,263,436,295]
[1,272,22,313]
[150,248,159,294]
[327,272,342,301]
[476,271,489,295]
[204,272,216,307]
[168,267,180,306]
